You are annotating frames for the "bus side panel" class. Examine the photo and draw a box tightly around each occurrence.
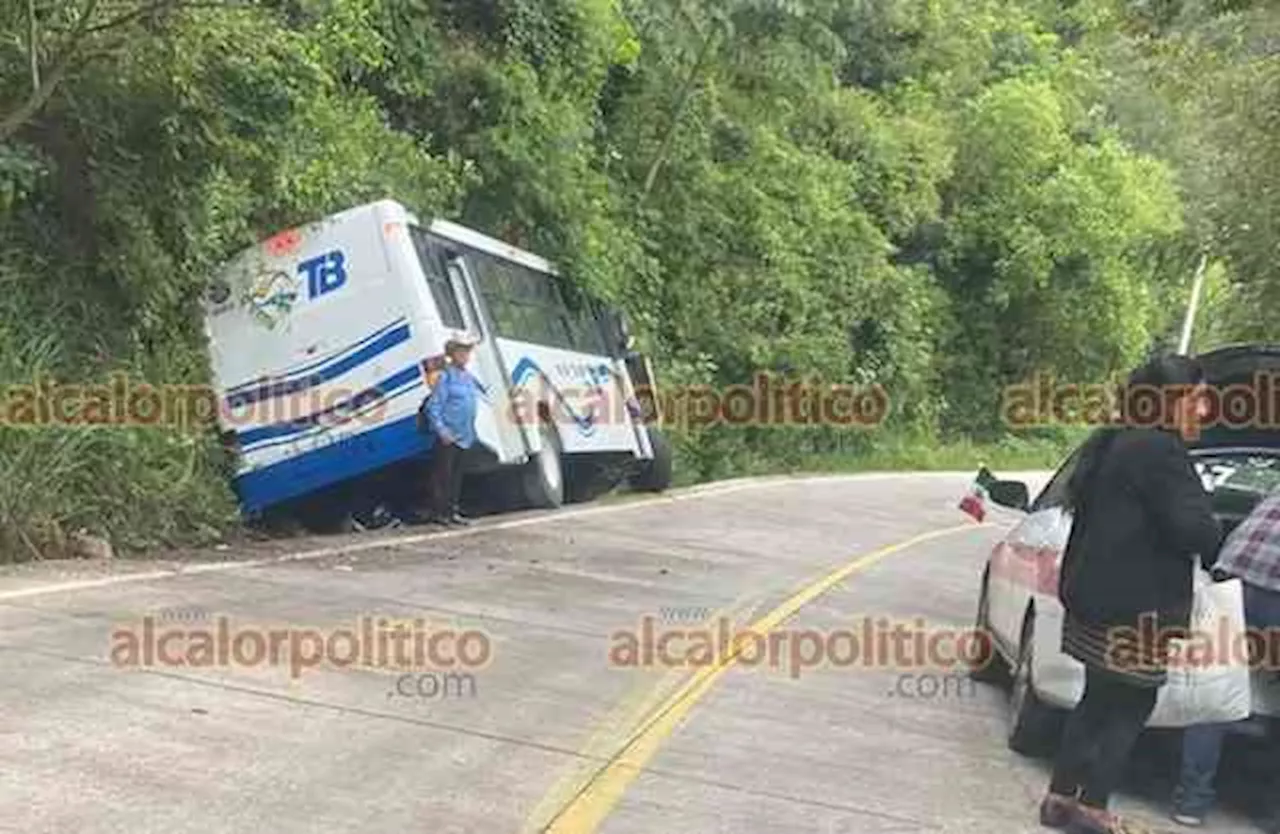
[497,337,644,456]
[212,204,435,514]
[235,414,433,514]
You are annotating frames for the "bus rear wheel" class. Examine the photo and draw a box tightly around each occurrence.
[628,428,673,492]
[565,457,625,504]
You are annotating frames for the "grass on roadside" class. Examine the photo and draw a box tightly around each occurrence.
[1,416,1079,563]
[794,434,1076,475]
[664,426,1082,489]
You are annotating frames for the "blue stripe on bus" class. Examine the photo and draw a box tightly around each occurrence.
[234,414,433,515]
[224,317,409,398]
[239,378,425,456]
[510,356,598,435]
[237,364,424,449]
[225,321,412,409]
[239,382,423,456]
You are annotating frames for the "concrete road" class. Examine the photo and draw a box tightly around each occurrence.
[0,474,1265,833]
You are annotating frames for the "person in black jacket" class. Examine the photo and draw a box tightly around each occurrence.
[1038,354,1223,834]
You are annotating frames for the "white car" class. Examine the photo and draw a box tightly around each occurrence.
[969,344,1280,756]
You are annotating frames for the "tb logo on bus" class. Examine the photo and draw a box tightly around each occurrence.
[298,250,348,299]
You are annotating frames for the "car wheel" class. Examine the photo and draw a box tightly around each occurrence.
[522,422,565,509]
[968,567,1010,685]
[1007,609,1063,757]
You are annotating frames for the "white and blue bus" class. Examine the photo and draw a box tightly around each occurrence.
[201,199,671,531]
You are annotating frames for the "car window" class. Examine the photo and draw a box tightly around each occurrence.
[1031,447,1083,512]
[1199,456,1280,494]
[1192,455,1280,507]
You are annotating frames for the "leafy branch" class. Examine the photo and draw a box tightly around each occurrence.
[1,0,100,142]
[1,0,233,142]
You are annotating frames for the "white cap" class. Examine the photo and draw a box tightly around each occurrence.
[444,332,479,352]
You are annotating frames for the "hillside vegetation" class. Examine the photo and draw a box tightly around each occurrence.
[1,0,1277,558]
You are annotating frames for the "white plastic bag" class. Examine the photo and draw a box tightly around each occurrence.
[1156,568,1252,725]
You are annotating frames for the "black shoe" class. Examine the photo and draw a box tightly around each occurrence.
[352,505,398,532]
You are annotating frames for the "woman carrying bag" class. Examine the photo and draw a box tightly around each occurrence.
[1038,354,1223,834]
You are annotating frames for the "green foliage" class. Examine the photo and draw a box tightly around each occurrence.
[1081,0,1280,343]
[0,0,1266,559]
[936,76,1185,433]
[0,0,466,558]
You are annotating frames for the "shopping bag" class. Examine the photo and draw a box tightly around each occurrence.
[1156,567,1252,725]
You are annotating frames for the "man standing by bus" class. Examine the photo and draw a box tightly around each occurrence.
[421,334,486,526]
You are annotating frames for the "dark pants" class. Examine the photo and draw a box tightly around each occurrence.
[427,441,467,519]
[1050,667,1160,808]
[1175,583,1280,818]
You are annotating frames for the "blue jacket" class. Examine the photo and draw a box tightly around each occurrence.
[425,365,485,449]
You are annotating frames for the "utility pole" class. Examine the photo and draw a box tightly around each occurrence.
[1178,252,1209,355]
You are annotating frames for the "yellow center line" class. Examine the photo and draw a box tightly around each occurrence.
[538,521,994,834]
[520,595,759,833]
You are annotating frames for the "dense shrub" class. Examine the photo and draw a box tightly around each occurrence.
[0,0,1269,558]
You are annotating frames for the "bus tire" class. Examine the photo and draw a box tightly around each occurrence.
[566,457,626,504]
[522,423,565,509]
[629,428,673,492]
[246,505,303,538]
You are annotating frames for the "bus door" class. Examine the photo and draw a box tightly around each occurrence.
[612,352,655,458]
[599,305,656,458]
[443,254,532,465]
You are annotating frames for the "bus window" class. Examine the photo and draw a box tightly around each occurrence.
[445,258,485,337]
[465,248,612,355]
[561,290,609,356]
[474,256,565,348]
[410,227,465,329]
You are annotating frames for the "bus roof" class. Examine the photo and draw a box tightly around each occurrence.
[225,199,563,280]
[426,217,560,278]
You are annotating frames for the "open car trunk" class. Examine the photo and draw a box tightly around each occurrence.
[1190,344,1280,536]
